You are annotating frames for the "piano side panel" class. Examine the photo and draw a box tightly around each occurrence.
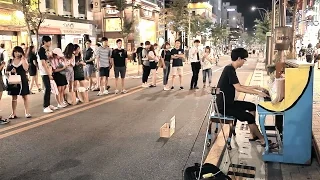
[283,67,314,164]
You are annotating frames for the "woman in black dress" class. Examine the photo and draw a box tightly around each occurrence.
[6,46,31,119]
[73,44,85,103]
[28,46,41,93]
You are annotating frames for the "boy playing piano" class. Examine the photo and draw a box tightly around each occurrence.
[216,48,269,146]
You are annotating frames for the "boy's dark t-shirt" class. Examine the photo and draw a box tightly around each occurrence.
[136,46,143,58]
[161,50,172,62]
[111,49,127,67]
[84,48,94,65]
[216,64,240,110]
[38,46,47,60]
[171,48,184,67]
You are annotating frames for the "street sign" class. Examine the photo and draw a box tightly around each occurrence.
[275,27,292,50]
[92,0,101,13]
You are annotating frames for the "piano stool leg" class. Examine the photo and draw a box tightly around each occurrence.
[259,114,269,152]
[227,137,232,150]
[232,119,237,136]
[214,123,219,133]
[226,123,233,150]
[207,121,213,147]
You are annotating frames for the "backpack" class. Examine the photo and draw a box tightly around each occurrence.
[142,49,150,66]
[184,163,231,180]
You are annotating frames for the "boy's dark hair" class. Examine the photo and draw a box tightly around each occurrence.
[96,43,101,47]
[175,39,180,43]
[0,43,4,49]
[21,43,26,46]
[140,43,144,46]
[231,48,248,61]
[101,37,108,42]
[194,39,200,43]
[154,43,158,47]
[86,39,92,43]
[42,36,51,44]
[145,41,151,45]
[116,39,122,43]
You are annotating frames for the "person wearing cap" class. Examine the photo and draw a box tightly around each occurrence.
[51,48,68,108]
[96,37,113,96]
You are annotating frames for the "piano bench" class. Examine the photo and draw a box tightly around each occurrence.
[210,112,236,124]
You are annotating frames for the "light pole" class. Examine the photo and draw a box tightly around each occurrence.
[251,6,268,20]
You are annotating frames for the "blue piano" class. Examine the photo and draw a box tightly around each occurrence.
[258,60,314,165]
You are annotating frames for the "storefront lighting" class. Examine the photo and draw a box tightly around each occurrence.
[15,10,24,19]
[227,8,236,12]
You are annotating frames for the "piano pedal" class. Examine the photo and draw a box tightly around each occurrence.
[214,128,218,134]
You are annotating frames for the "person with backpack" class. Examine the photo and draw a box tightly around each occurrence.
[141,41,151,88]
[0,49,9,124]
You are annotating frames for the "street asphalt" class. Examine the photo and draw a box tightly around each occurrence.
[0,56,258,180]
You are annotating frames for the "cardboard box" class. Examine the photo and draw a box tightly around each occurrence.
[160,116,176,138]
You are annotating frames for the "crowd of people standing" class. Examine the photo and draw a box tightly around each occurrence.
[0,37,219,125]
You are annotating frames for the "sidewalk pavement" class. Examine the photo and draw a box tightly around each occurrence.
[206,59,320,180]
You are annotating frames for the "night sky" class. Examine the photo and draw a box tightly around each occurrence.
[223,0,272,30]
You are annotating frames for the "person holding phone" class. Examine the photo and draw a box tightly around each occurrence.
[6,46,31,119]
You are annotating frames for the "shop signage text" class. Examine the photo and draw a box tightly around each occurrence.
[92,0,101,12]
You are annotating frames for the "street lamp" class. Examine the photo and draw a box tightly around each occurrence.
[251,6,268,20]
[232,17,236,20]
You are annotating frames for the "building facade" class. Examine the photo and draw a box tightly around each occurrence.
[93,0,160,50]
[39,0,95,50]
[0,0,27,54]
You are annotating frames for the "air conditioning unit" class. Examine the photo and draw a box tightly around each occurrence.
[63,11,72,18]
[79,14,85,19]
[46,9,56,15]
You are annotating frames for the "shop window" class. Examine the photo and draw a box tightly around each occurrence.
[78,0,86,16]
[45,0,55,10]
[63,0,72,14]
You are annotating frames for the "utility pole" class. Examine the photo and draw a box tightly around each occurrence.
[270,0,276,65]
[279,0,286,62]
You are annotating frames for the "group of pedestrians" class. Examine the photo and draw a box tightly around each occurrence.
[0,37,218,125]
[0,36,130,124]
[138,39,217,91]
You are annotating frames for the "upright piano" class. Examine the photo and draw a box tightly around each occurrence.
[257,60,314,165]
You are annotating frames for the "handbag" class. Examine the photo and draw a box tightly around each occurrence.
[8,74,21,85]
[50,80,59,95]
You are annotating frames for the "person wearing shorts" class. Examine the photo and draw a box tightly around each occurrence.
[83,39,95,90]
[96,37,112,96]
[170,40,184,90]
[111,39,128,94]
[216,48,269,146]
[0,59,9,124]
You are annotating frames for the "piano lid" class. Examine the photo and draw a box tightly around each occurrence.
[286,59,315,68]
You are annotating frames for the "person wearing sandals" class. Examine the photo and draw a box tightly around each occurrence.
[63,43,76,93]
[51,48,68,108]
[27,46,41,94]
[201,46,214,88]
[148,44,158,87]
[161,42,172,91]
[6,46,31,119]
[73,44,86,102]
[216,48,270,147]
[0,56,9,124]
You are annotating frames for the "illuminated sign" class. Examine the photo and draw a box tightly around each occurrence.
[105,18,121,32]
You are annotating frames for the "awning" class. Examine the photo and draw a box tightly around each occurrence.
[39,27,61,35]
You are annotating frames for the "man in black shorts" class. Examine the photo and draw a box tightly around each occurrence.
[216,48,269,146]
[111,39,128,94]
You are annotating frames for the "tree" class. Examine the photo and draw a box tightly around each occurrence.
[254,13,271,45]
[189,15,213,42]
[113,0,140,49]
[13,0,45,48]
[287,1,299,59]
[210,24,229,46]
[165,0,189,40]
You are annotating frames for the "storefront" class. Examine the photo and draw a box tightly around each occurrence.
[0,8,26,55]
[38,19,94,50]
[138,8,157,44]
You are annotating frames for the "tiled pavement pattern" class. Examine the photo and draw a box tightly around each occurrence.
[218,61,320,180]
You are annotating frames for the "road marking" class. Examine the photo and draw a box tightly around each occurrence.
[0,64,229,139]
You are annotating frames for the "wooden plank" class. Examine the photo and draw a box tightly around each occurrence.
[204,124,230,165]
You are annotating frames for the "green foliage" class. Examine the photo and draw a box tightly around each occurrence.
[165,0,189,33]
[189,15,213,37]
[13,0,45,47]
[210,24,229,46]
[254,15,271,44]
[113,0,141,39]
